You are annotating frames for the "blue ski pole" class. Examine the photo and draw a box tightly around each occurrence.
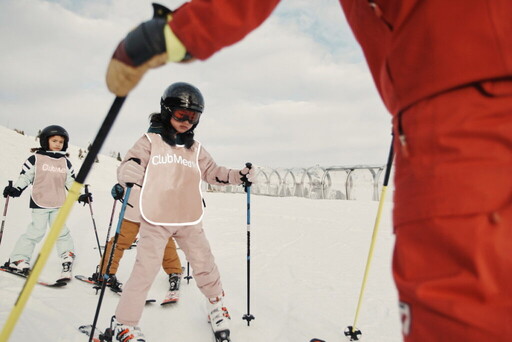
[241,162,255,326]
[87,175,138,342]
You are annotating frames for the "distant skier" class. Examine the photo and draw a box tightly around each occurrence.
[109,82,256,342]
[2,125,91,280]
[90,183,183,300]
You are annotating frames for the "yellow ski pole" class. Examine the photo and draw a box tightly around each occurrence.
[0,96,126,342]
[344,136,394,341]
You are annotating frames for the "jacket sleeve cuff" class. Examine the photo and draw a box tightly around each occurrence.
[164,22,188,62]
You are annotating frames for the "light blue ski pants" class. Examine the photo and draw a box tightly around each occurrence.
[9,208,75,263]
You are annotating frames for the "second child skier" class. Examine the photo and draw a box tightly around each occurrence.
[91,183,183,301]
[2,125,92,279]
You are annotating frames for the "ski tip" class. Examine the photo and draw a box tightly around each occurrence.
[74,274,96,284]
[310,339,326,342]
[160,300,177,306]
[57,277,71,283]
[46,281,67,287]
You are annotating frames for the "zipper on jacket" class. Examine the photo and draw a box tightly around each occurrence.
[397,111,410,157]
[367,1,393,31]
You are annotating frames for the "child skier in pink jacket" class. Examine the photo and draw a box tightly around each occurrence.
[111,82,255,342]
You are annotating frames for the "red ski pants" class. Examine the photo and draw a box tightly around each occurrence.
[393,208,512,341]
[392,79,512,341]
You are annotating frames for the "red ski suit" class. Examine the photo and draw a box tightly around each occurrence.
[167,1,512,341]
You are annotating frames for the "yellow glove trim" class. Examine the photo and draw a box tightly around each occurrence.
[164,21,187,63]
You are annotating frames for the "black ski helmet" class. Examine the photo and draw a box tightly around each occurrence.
[160,82,204,125]
[39,125,69,151]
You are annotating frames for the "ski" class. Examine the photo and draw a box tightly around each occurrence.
[161,267,184,305]
[75,275,156,304]
[310,339,326,342]
[57,264,73,283]
[161,290,179,305]
[75,274,98,285]
[74,274,122,294]
[57,275,71,283]
[213,329,231,342]
[78,324,112,342]
[0,266,67,287]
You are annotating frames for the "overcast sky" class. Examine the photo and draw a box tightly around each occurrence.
[0,0,391,169]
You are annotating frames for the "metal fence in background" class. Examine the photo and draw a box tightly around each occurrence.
[206,165,394,201]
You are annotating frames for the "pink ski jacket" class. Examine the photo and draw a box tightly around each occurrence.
[118,133,244,226]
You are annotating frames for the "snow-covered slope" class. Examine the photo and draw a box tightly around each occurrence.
[0,126,400,342]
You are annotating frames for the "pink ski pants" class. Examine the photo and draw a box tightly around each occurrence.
[115,219,222,326]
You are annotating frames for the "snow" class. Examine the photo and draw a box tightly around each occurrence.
[0,125,400,342]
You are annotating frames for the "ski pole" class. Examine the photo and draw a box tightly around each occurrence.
[84,184,103,258]
[344,136,394,341]
[184,261,193,284]
[0,180,13,247]
[97,198,118,282]
[0,96,127,342]
[88,183,134,342]
[241,162,255,326]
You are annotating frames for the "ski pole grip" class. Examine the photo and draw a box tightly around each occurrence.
[84,184,90,194]
[243,162,253,190]
[126,158,142,188]
[5,180,13,198]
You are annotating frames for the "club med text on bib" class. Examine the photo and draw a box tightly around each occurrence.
[32,154,68,208]
[140,133,204,226]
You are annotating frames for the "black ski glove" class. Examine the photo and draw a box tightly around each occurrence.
[106,3,179,96]
[111,183,125,200]
[3,185,22,198]
[239,163,256,187]
[78,192,93,205]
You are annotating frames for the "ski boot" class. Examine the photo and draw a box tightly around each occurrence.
[6,259,30,275]
[111,316,146,342]
[89,268,123,293]
[207,292,231,342]
[107,274,123,293]
[59,251,75,282]
[162,272,182,305]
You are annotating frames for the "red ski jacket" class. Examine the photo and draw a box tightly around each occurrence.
[170,0,512,114]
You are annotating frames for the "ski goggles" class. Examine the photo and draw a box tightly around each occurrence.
[171,108,201,124]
